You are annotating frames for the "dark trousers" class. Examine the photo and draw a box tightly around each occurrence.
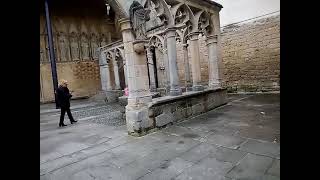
[59,107,75,124]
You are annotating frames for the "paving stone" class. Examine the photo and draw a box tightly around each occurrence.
[226,153,273,179]
[205,133,247,149]
[48,150,120,180]
[267,159,280,177]
[179,143,218,163]
[239,139,280,159]
[230,174,280,180]
[213,146,248,164]
[40,151,64,164]
[175,156,233,180]
[162,125,212,140]
[139,157,194,180]
[56,142,90,156]
[41,94,280,180]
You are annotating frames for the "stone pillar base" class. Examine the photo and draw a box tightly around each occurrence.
[209,82,221,90]
[125,106,153,136]
[186,86,193,92]
[170,87,182,96]
[192,85,204,91]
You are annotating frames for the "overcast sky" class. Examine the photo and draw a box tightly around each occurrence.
[213,0,280,26]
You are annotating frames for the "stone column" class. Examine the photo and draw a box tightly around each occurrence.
[123,60,128,87]
[113,54,121,90]
[165,27,182,96]
[146,47,157,92]
[189,32,204,91]
[206,35,221,89]
[119,18,152,136]
[183,43,192,91]
[99,50,112,91]
[163,48,171,93]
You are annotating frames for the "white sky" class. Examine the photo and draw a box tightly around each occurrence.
[213,0,280,26]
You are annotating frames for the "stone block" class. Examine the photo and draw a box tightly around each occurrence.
[192,103,204,116]
[126,106,152,135]
[173,109,187,122]
[153,106,163,117]
[155,113,174,127]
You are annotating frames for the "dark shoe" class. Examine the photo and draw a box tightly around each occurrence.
[70,120,77,124]
[59,123,67,127]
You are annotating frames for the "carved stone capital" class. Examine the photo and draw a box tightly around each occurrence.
[165,27,177,38]
[119,18,132,32]
[206,35,218,46]
[188,32,201,41]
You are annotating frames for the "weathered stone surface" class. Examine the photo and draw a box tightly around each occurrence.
[155,113,174,127]
[179,142,218,163]
[226,153,274,179]
[139,157,193,180]
[192,103,205,116]
[239,139,280,159]
[175,156,233,180]
[126,106,152,134]
[41,94,280,180]
[213,146,248,164]
[205,133,247,149]
[267,159,280,177]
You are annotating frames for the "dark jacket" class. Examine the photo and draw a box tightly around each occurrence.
[56,85,72,108]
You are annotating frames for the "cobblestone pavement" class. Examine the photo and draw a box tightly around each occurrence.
[40,94,280,180]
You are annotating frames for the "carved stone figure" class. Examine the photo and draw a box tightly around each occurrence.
[129,1,151,40]
[70,33,80,60]
[90,34,99,60]
[100,34,108,47]
[57,33,71,61]
[80,34,90,60]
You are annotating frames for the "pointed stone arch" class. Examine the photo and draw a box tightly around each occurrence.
[195,11,215,36]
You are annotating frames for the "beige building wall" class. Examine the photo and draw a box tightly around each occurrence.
[221,14,280,92]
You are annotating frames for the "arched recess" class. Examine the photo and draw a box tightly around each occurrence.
[148,34,169,89]
[171,3,196,33]
[144,0,174,27]
[194,11,215,36]
[105,50,116,89]
[115,47,126,89]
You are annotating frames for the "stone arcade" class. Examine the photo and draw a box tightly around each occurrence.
[99,0,227,136]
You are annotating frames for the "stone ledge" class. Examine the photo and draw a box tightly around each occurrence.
[147,88,228,132]
[149,88,227,107]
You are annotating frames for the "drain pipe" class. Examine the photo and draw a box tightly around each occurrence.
[44,0,59,108]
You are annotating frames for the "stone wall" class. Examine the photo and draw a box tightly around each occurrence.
[221,14,280,92]
[40,61,101,102]
[145,89,227,136]
[40,0,121,102]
